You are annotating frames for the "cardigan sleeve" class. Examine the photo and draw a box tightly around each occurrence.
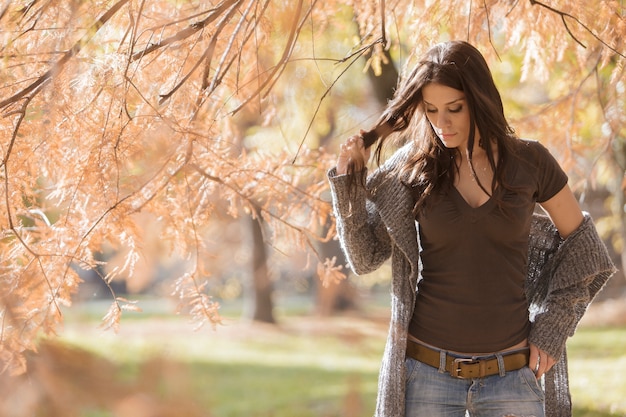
[327,168,393,275]
[528,214,616,360]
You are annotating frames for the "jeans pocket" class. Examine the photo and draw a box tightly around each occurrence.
[519,366,546,401]
[405,357,423,384]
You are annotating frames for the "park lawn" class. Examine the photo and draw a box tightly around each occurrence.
[54,314,384,417]
[567,326,626,417]
[43,311,626,417]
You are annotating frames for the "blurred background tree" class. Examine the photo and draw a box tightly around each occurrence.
[1,0,624,375]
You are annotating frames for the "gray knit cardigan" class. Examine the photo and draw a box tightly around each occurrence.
[328,142,616,417]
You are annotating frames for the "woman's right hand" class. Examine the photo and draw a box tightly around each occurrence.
[336,131,371,175]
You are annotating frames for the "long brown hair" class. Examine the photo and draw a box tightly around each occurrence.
[349,41,519,213]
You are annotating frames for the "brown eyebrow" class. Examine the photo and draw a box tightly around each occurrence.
[423,97,465,106]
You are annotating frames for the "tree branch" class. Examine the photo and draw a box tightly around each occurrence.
[229,0,309,116]
[529,0,625,58]
[380,0,387,47]
[157,0,243,105]
[0,0,132,111]
[130,0,242,62]
[192,0,271,121]
[483,0,502,61]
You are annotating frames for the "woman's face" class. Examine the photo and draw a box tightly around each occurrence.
[422,83,475,152]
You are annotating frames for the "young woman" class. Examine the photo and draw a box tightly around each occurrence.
[328,41,615,417]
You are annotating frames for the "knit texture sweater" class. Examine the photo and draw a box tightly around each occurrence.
[328,142,616,417]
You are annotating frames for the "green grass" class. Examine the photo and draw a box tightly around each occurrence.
[568,327,626,417]
[189,362,377,417]
[20,308,626,417]
[52,314,384,416]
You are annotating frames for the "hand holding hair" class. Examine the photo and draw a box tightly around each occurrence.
[336,130,371,175]
[336,119,397,176]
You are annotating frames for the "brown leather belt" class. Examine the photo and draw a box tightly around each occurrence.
[406,339,530,379]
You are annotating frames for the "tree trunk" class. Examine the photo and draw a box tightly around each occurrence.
[242,213,276,323]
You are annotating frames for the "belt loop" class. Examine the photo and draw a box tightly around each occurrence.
[438,350,447,373]
[496,353,506,377]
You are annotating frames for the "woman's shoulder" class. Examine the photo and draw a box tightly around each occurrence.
[512,138,549,154]
[507,138,568,197]
[508,138,559,166]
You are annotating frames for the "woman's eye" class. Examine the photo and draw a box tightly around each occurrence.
[426,108,437,113]
[449,106,462,113]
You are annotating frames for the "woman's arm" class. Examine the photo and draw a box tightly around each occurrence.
[529,184,585,378]
[328,132,395,275]
[539,184,584,239]
[328,169,392,275]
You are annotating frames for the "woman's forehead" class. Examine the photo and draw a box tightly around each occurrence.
[422,83,465,105]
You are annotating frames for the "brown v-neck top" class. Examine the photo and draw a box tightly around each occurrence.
[409,140,568,353]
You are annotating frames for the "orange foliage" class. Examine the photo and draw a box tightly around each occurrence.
[1,0,624,374]
[0,0,337,374]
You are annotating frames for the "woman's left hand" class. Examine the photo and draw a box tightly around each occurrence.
[529,343,557,379]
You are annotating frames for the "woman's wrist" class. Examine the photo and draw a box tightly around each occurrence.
[336,159,349,175]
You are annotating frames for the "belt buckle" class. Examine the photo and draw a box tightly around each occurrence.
[451,357,478,379]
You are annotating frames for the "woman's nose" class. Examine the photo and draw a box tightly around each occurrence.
[437,112,450,128]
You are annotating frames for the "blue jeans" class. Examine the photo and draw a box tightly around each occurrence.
[405,357,545,417]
